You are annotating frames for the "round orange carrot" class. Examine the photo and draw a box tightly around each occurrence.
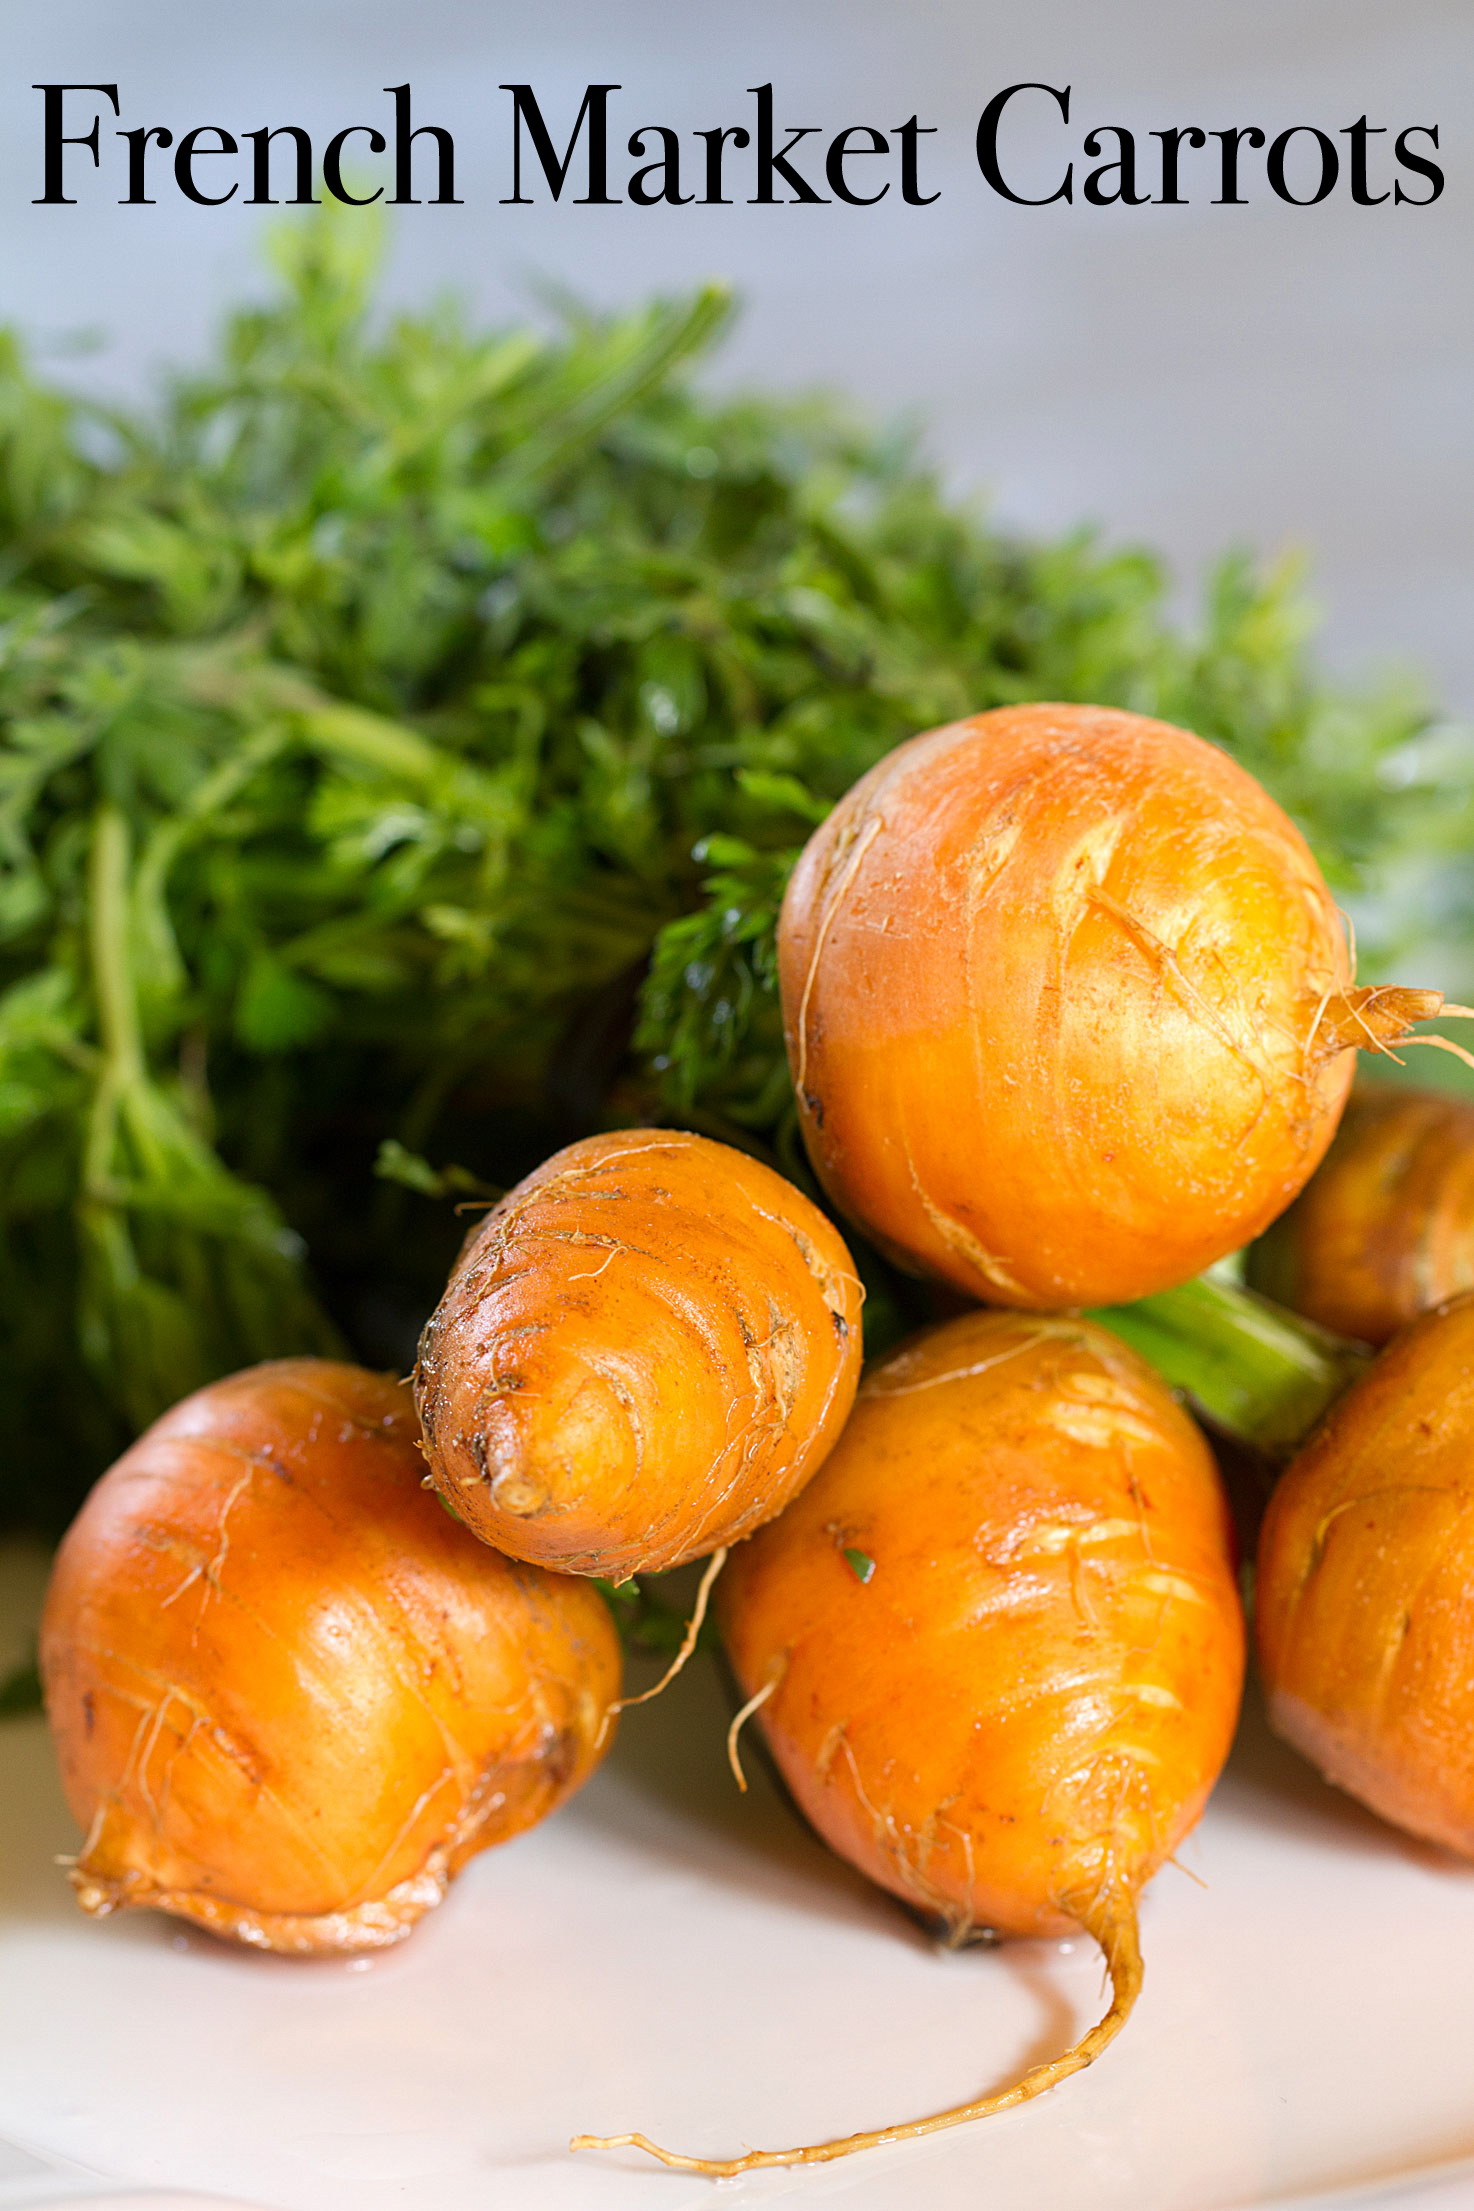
[415,1129,863,1579]
[1250,1083,1474,1346]
[1257,1292,1474,1856]
[779,702,1445,1310]
[578,1308,1244,2173]
[41,1358,619,1954]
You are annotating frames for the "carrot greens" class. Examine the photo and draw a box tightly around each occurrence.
[0,202,1464,1527]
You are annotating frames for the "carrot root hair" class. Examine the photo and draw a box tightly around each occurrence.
[725,1661,784,1793]
[595,1546,727,1748]
[569,1885,1143,2176]
[1311,988,1474,1077]
[1394,1034,1474,1076]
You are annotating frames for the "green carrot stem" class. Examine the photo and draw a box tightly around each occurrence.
[1088,1273,1371,1459]
[83,805,142,1206]
[87,806,144,1085]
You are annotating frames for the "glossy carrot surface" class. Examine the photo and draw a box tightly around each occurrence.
[42,1358,620,1952]
[780,702,1437,1309]
[416,1130,863,1577]
[1258,1293,1474,1858]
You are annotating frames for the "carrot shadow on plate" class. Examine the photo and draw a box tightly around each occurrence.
[558,1939,1090,2184]
[1218,1677,1474,1887]
[581,1644,910,1941]
[0,1718,94,1931]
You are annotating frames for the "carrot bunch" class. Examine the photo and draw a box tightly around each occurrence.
[39,700,1474,2174]
[42,1128,863,1950]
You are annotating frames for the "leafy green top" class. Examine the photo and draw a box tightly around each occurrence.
[0,203,1468,1527]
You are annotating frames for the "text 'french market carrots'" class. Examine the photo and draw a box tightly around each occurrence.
[1250,1083,1474,1346]
[41,1359,620,1954]
[1258,1293,1474,1857]
[578,1308,1244,2173]
[415,1129,864,1579]
[779,701,1450,1310]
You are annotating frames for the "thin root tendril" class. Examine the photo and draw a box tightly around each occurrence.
[570,1887,1143,2176]
[724,1664,783,1793]
[1396,1035,1474,1076]
[595,1547,728,1748]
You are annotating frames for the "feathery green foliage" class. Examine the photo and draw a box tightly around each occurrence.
[0,202,1465,1528]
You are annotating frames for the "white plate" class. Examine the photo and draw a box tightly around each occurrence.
[6,1542,1474,2211]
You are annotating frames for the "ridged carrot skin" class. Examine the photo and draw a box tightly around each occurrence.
[577,1309,1245,2176]
[42,1358,620,1954]
[779,702,1438,1310]
[1251,1084,1474,1347]
[720,1307,1245,1944]
[416,1130,864,1579]
[1258,1293,1474,1857]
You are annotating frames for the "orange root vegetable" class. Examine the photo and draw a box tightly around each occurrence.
[415,1129,863,1579]
[1257,1293,1474,1856]
[41,1358,620,1954]
[577,1309,1244,2174]
[1249,1084,1474,1346]
[779,700,1446,1310]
